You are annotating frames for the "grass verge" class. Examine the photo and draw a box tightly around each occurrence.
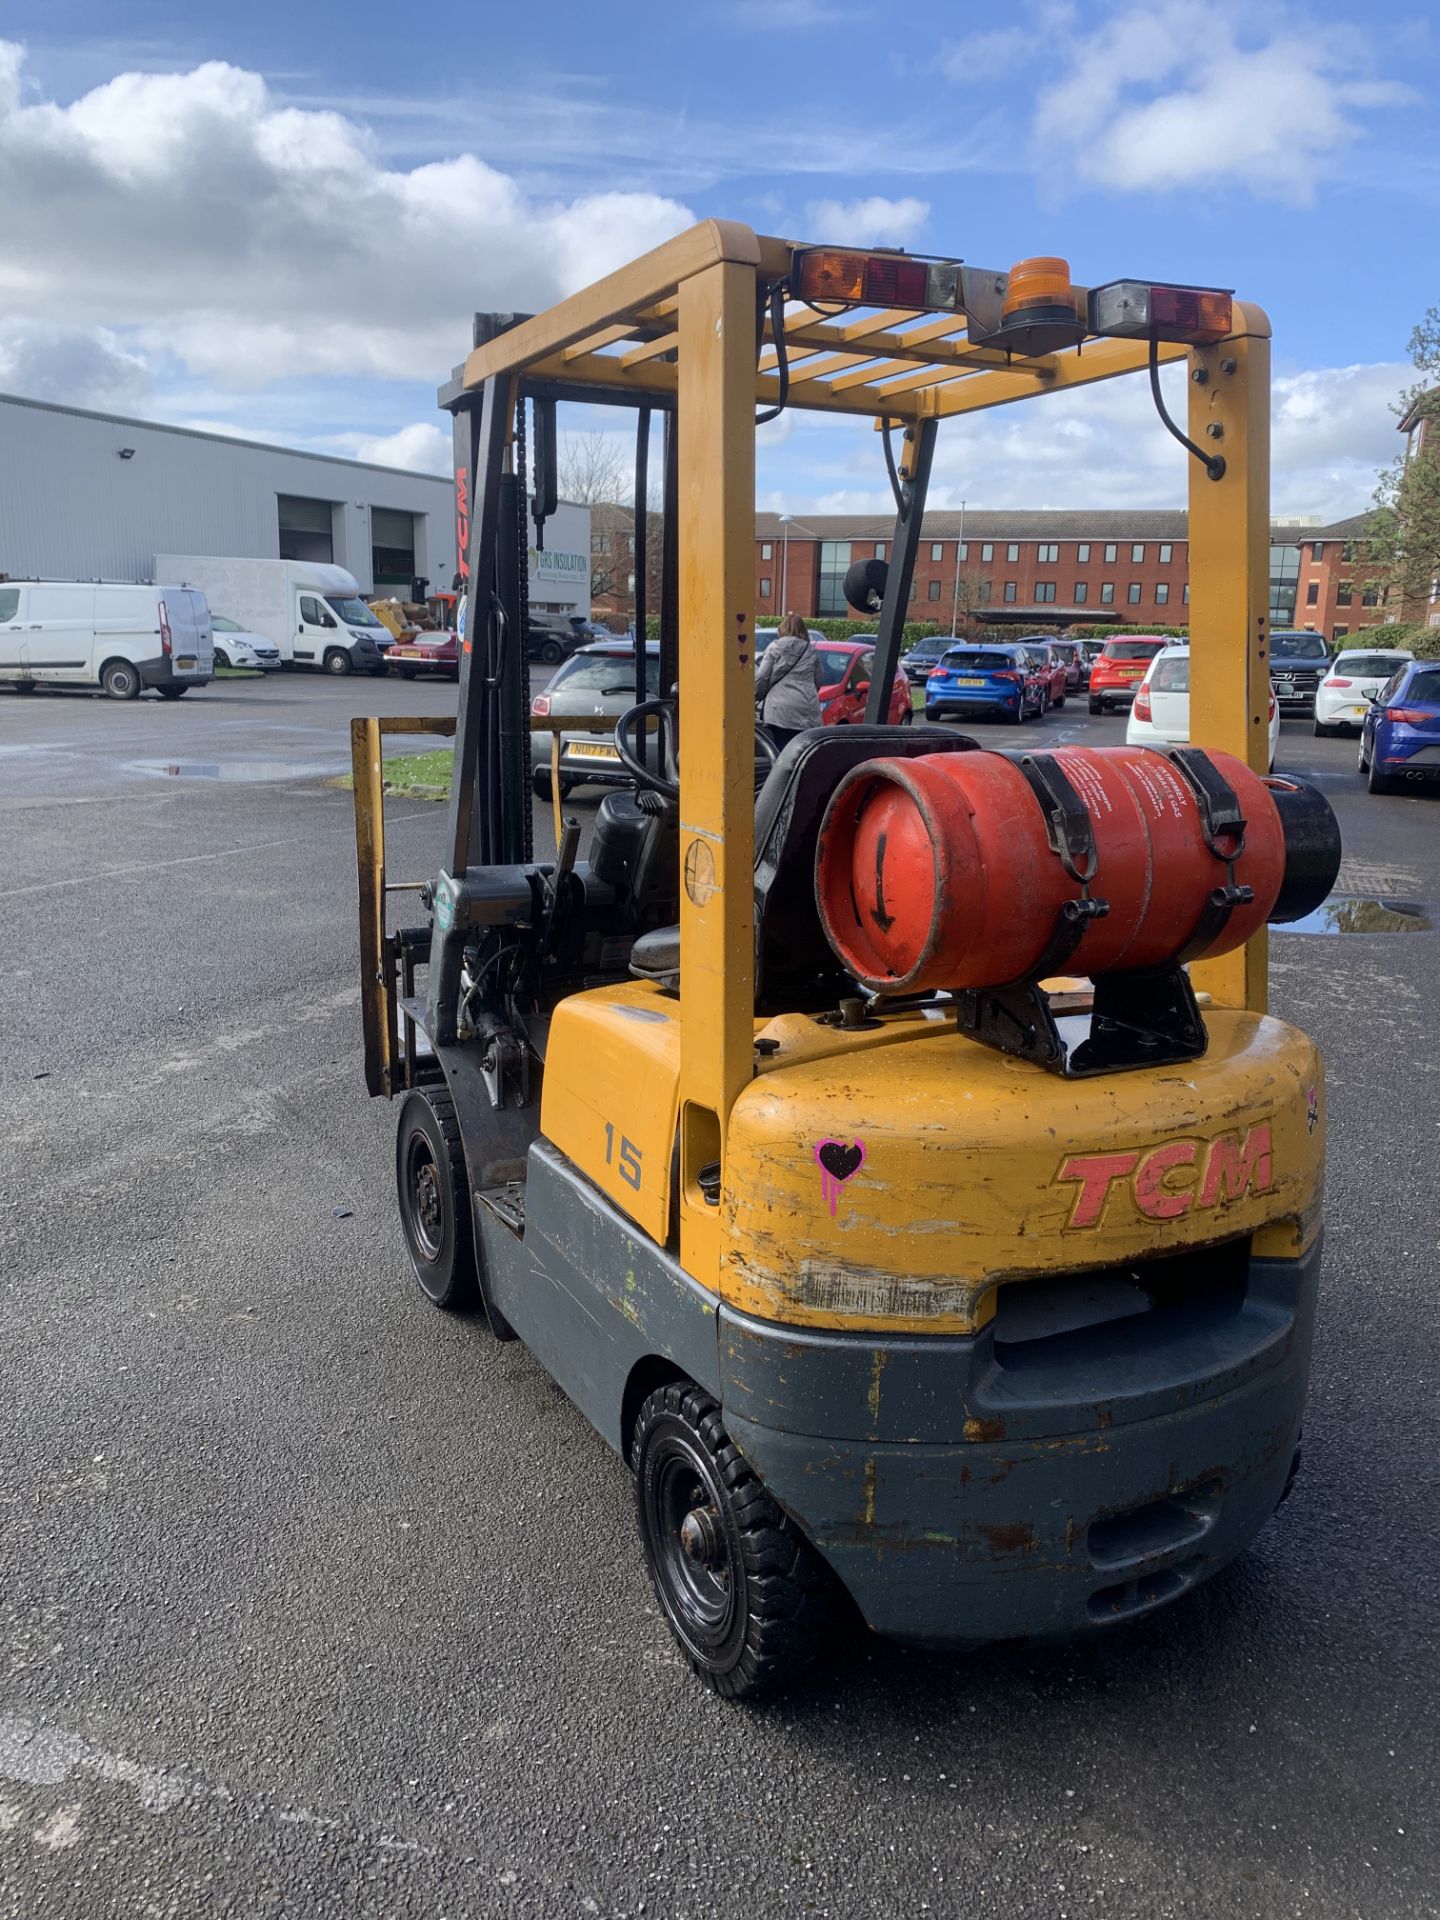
[214,666,264,678]
[335,746,454,801]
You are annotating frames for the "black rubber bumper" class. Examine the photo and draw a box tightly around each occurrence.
[718,1243,1320,1649]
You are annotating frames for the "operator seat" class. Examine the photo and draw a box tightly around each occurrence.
[628,725,978,1012]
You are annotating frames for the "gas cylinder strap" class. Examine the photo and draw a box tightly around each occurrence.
[1148,745,1254,963]
[1010,752,1110,981]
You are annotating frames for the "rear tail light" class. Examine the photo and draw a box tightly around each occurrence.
[1269,691,1276,721]
[995,671,1022,684]
[794,248,935,308]
[158,599,172,656]
[1133,685,1152,721]
[1088,280,1234,344]
[1325,676,1352,688]
[1386,708,1429,725]
[530,694,551,717]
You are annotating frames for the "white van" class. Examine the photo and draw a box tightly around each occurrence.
[0,581,213,699]
[153,557,390,676]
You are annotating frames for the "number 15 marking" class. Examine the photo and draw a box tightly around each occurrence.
[604,1122,643,1190]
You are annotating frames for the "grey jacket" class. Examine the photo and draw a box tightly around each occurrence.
[755,633,824,730]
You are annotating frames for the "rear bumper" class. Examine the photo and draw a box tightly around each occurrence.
[137,654,211,690]
[719,1241,1319,1649]
[926,690,1022,715]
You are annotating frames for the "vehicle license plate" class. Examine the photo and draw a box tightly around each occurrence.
[177,656,196,671]
[571,742,620,760]
[955,677,984,687]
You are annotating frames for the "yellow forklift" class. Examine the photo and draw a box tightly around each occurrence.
[352,224,1340,1698]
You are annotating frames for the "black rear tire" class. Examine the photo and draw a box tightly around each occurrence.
[158,684,187,700]
[101,659,141,700]
[1088,696,1101,715]
[395,1087,476,1309]
[531,766,576,801]
[633,1383,836,1700]
[1367,755,1393,796]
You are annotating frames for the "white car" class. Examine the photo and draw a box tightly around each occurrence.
[1312,646,1413,736]
[1126,645,1279,771]
[210,614,281,671]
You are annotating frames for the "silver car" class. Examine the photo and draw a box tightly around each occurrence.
[530,640,660,798]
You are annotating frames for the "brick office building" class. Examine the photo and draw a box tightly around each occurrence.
[755,509,1323,632]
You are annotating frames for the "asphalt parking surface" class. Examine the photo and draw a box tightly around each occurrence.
[2,670,1437,1919]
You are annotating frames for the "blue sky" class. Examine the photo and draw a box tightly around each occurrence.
[1,0,1436,518]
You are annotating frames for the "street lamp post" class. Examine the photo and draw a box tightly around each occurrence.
[948,498,967,638]
[779,513,793,611]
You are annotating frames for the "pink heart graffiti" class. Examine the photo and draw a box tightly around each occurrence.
[814,1137,867,1217]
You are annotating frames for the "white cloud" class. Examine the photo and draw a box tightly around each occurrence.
[1030,2,1413,203]
[345,422,451,474]
[0,321,153,412]
[761,360,1406,523]
[804,195,929,246]
[0,43,695,391]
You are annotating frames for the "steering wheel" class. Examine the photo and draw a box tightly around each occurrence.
[613,698,779,801]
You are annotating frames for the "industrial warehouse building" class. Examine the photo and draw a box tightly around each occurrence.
[0,392,456,596]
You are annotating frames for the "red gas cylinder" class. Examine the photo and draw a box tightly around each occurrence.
[814,745,1288,994]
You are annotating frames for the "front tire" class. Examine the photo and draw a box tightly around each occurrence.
[324,648,352,676]
[101,659,141,700]
[214,648,231,670]
[633,1383,836,1701]
[395,1087,476,1310]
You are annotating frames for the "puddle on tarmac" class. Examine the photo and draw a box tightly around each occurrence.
[1278,896,1433,935]
[125,758,342,783]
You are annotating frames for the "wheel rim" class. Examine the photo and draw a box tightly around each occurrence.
[644,1430,741,1666]
[404,1129,445,1262]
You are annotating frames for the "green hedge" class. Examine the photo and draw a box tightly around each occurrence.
[640,614,1197,650]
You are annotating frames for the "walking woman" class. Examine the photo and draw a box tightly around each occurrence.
[754,613,824,750]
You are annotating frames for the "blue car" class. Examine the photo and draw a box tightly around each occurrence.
[925,644,1044,724]
[1358,658,1440,794]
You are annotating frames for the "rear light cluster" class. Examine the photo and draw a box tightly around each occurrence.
[530,694,551,716]
[795,249,944,308]
[158,599,172,656]
[1133,685,1152,721]
[1387,708,1429,725]
[1325,676,1352,688]
[1088,281,1233,344]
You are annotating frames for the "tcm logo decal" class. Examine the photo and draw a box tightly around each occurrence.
[1057,1125,1273,1228]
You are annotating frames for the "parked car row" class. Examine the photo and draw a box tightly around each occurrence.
[922,636,1085,724]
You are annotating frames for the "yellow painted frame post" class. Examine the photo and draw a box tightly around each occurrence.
[675,258,758,1284]
[1187,304,1272,1013]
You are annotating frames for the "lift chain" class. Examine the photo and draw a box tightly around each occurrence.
[514,395,534,858]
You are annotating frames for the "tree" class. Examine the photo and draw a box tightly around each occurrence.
[1369,307,1440,617]
[557,430,631,507]
[948,566,992,631]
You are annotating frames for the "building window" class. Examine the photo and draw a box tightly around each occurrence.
[1037,543,1058,564]
[759,576,771,598]
[1159,543,1172,563]
[875,542,886,559]
[1101,582,1115,604]
[978,580,992,603]
[1306,581,1319,605]
[1077,543,1090,563]
[1362,585,1378,606]
[626,535,636,555]
[958,542,968,560]
[908,582,917,602]
[1269,542,1300,624]
[1104,543,1117,563]
[1035,582,1056,603]
[930,542,943,562]
[760,541,772,560]
[1007,543,1019,562]
[626,572,635,593]
[1155,583,1169,606]
[981,543,994,562]
[1131,543,1145,563]
[1003,581,1017,603]
[1312,541,1324,559]
[1074,583,1088,604]
[1127,583,1142,604]
[1182,584,1190,604]
[591,532,608,553]
[277,494,335,565]
[1336,583,1353,607]
[927,578,941,600]
[816,540,852,616]
[1333,625,1348,639]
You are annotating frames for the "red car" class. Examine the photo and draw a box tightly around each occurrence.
[1087,636,1168,714]
[387,630,460,681]
[814,639,912,726]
